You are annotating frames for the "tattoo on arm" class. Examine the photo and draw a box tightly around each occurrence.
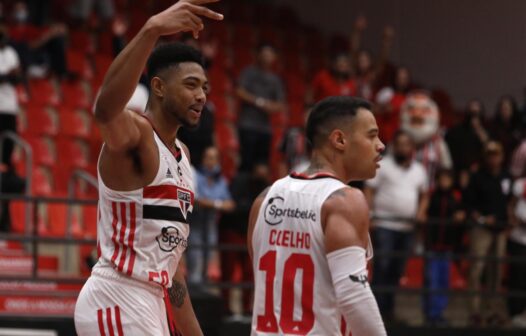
[327,188,348,200]
[169,279,187,308]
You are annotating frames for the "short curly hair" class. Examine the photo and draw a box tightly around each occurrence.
[146,42,204,81]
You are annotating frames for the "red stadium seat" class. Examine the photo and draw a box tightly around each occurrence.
[58,108,92,140]
[23,105,58,137]
[55,138,90,169]
[32,166,53,196]
[60,80,91,110]
[231,24,257,47]
[25,136,56,168]
[67,50,93,80]
[28,79,60,107]
[69,29,93,55]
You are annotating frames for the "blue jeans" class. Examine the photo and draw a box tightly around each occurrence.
[187,209,218,283]
[372,227,414,318]
[423,254,450,320]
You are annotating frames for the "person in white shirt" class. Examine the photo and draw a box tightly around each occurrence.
[508,177,526,327]
[364,130,429,322]
[0,25,21,169]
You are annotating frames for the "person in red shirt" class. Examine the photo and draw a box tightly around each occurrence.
[311,53,356,102]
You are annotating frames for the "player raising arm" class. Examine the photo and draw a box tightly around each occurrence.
[248,96,387,335]
[74,1,223,335]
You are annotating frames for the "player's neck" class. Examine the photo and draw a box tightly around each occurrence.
[145,109,181,147]
[304,151,346,182]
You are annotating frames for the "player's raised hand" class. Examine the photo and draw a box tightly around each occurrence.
[149,0,223,39]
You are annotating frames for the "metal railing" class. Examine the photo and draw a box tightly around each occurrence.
[0,131,33,234]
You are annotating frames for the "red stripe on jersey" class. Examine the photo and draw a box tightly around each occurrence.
[290,171,339,180]
[143,184,194,204]
[117,203,128,272]
[106,307,115,336]
[115,306,124,336]
[110,202,120,265]
[126,203,136,276]
[97,309,106,336]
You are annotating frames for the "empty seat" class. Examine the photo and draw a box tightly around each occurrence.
[23,105,58,137]
[67,50,93,80]
[58,108,91,139]
[60,80,91,110]
[25,136,56,168]
[28,79,60,107]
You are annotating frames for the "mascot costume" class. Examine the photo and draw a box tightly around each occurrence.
[400,91,452,190]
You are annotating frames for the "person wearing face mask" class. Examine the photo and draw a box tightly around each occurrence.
[364,130,429,323]
[8,0,68,79]
[187,146,235,285]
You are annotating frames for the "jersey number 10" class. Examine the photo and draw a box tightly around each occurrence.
[257,251,315,334]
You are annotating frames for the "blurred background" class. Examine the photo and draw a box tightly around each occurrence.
[0,0,525,335]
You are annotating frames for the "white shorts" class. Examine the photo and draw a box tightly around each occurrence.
[74,266,170,336]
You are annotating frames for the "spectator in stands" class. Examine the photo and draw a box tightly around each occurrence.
[219,162,270,317]
[236,43,285,172]
[489,95,522,169]
[349,15,395,99]
[364,130,429,322]
[311,53,356,103]
[69,0,115,27]
[0,24,23,232]
[423,168,466,326]
[376,66,415,142]
[400,91,453,190]
[508,176,526,327]
[188,146,235,284]
[465,141,512,326]
[445,99,490,183]
[510,140,526,179]
[354,49,375,100]
[8,0,69,79]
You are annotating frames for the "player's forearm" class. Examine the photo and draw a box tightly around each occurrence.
[94,20,159,123]
[170,269,203,336]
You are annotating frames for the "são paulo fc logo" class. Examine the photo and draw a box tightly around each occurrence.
[177,189,192,218]
[264,196,316,225]
[156,226,188,252]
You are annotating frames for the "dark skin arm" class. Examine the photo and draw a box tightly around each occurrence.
[247,187,269,262]
[170,267,202,336]
[94,0,223,192]
[322,188,371,253]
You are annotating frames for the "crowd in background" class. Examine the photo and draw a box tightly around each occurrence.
[0,0,525,328]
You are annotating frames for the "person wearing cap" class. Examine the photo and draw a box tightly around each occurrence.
[464,141,512,326]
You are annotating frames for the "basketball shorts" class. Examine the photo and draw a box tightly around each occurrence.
[74,266,170,336]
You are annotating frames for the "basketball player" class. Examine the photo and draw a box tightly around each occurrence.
[248,96,387,335]
[74,1,223,335]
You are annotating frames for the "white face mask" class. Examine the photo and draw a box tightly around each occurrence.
[14,9,28,23]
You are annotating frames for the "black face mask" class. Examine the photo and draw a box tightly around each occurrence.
[331,70,350,80]
[394,153,409,164]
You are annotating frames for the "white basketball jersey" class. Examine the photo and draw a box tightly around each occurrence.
[94,130,194,289]
[251,172,366,336]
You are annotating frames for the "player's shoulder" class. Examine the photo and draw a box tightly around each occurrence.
[176,140,191,161]
[322,187,369,217]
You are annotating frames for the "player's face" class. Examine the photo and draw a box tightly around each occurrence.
[162,62,208,129]
[343,109,384,181]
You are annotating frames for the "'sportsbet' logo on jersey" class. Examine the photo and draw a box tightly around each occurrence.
[264,196,316,225]
[156,226,188,252]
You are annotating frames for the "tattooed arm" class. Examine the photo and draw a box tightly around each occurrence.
[169,267,203,336]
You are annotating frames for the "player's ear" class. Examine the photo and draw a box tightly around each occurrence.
[151,77,165,98]
[329,129,346,150]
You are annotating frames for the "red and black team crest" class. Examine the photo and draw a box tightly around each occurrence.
[177,189,192,218]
